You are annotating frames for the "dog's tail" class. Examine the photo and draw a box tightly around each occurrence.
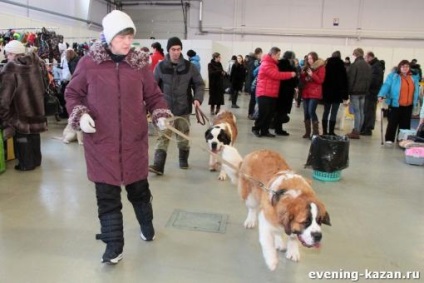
[221,145,243,185]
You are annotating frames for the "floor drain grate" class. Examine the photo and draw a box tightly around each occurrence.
[166,209,228,233]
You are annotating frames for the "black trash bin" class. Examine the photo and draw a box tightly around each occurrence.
[305,135,350,181]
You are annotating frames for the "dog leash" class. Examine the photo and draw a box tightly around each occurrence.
[161,117,277,194]
[194,105,210,126]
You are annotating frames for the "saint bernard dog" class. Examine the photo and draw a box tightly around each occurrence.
[204,110,238,180]
[222,145,331,271]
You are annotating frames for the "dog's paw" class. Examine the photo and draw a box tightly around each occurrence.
[286,248,300,262]
[78,141,83,145]
[218,171,227,181]
[275,236,286,252]
[63,139,70,144]
[243,219,256,229]
[265,255,279,271]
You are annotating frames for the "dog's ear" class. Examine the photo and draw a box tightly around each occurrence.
[270,189,287,206]
[219,130,232,145]
[320,211,331,226]
[204,128,211,141]
[280,211,293,235]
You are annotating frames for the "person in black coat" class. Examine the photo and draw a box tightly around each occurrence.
[322,51,348,135]
[273,51,299,135]
[229,55,246,108]
[208,52,225,115]
[361,51,384,135]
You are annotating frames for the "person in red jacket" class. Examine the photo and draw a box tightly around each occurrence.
[251,47,296,137]
[300,51,326,138]
[150,42,164,71]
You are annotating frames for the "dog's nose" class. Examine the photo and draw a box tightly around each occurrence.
[311,232,322,242]
[211,142,217,149]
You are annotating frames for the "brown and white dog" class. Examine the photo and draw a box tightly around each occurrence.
[222,145,331,271]
[204,111,238,180]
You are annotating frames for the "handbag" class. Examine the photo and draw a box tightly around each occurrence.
[44,88,60,116]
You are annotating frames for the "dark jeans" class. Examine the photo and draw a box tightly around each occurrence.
[253,96,277,134]
[248,90,256,116]
[322,102,340,122]
[362,96,377,132]
[303,98,319,121]
[385,105,413,142]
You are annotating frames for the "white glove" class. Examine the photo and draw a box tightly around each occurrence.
[156,117,168,131]
[80,113,96,133]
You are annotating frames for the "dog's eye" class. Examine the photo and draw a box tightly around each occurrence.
[302,217,312,227]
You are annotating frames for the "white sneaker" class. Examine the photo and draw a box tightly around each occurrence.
[385,141,394,147]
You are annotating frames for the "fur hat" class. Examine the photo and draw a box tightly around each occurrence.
[102,10,136,44]
[187,49,196,57]
[166,37,182,52]
[4,40,25,54]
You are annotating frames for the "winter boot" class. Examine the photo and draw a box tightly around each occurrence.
[126,180,155,241]
[179,149,190,169]
[322,119,328,135]
[329,120,337,136]
[312,121,320,136]
[302,120,311,138]
[148,149,167,175]
[346,129,360,139]
[97,213,124,264]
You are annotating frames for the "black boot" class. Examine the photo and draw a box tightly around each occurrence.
[329,120,338,136]
[97,213,124,264]
[149,149,167,175]
[179,149,189,169]
[126,180,155,241]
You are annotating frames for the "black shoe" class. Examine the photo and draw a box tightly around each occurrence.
[231,105,240,108]
[275,130,290,136]
[14,165,35,171]
[140,221,155,241]
[247,115,255,120]
[262,132,276,138]
[252,129,261,137]
[360,130,372,136]
[101,242,123,264]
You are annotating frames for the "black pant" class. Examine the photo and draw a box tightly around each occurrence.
[362,96,377,132]
[385,105,413,142]
[253,96,277,134]
[248,90,256,116]
[95,179,152,217]
[14,132,41,170]
[59,81,69,118]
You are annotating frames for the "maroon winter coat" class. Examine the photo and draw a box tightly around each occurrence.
[65,42,171,186]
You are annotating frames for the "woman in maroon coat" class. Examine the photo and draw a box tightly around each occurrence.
[300,51,326,138]
[65,10,172,264]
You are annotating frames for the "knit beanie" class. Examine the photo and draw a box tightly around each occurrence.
[102,10,136,44]
[167,37,182,52]
[187,49,196,57]
[4,40,25,54]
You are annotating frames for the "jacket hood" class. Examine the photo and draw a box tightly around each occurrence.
[190,54,200,62]
[311,58,325,70]
[88,41,149,70]
[262,54,278,65]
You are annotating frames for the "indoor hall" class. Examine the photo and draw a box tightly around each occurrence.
[0,93,422,282]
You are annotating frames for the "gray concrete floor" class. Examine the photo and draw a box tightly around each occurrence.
[0,93,423,283]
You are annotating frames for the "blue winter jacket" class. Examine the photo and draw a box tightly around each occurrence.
[377,71,420,107]
[189,55,201,72]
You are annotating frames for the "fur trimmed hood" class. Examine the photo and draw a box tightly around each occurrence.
[310,58,325,70]
[88,41,150,70]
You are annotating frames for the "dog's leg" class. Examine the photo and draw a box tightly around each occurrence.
[244,193,258,228]
[258,211,279,271]
[209,154,216,171]
[286,234,301,262]
[77,131,83,145]
[218,168,227,181]
[274,234,286,252]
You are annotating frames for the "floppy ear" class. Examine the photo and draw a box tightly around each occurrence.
[220,130,232,145]
[204,128,212,141]
[280,211,293,235]
[269,189,287,206]
[321,211,331,226]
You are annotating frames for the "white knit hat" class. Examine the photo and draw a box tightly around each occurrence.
[4,40,26,54]
[102,10,136,44]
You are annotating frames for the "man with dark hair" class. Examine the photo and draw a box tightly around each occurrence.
[410,58,422,82]
[247,47,263,119]
[361,51,384,135]
[150,36,205,174]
